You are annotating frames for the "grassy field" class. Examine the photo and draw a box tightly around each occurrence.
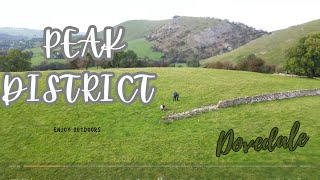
[26,47,67,66]
[202,19,320,65]
[1,68,320,179]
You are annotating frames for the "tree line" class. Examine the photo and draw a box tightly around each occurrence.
[204,54,277,74]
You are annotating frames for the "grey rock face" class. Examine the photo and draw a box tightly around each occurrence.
[145,17,268,60]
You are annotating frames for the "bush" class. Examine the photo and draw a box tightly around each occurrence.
[204,55,277,74]
[204,61,235,70]
[276,66,285,73]
[186,59,200,67]
[33,61,71,71]
[100,60,113,69]
[236,54,265,72]
[204,61,224,69]
[263,64,277,73]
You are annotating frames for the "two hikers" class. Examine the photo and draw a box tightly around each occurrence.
[160,91,180,111]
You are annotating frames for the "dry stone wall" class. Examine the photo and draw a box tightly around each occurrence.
[165,89,320,122]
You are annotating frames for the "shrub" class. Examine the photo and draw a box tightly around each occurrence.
[204,61,235,70]
[186,59,200,67]
[236,54,266,72]
[33,61,71,71]
[204,55,276,74]
[263,64,277,74]
[276,66,285,73]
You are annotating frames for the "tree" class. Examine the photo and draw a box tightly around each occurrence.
[85,53,94,69]
[0,55,9,71]
[126,50,138,67]
[114,50,138,68]
[100,60,113,69]
[112,51,126,68]
[285,33,320,78]
[0,49,32,72]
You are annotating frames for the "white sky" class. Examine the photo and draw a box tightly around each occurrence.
[1,0,319,32]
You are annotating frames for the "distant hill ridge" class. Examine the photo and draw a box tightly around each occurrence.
[2,17,319,65]
[0,27,42,40]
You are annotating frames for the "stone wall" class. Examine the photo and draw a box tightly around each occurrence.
[165,89,320,122]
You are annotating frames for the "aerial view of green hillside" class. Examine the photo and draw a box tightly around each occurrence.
[1,68,320,179]
[1,0,320,179]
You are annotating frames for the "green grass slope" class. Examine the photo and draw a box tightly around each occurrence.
[1,68,320,178]
[26,47,67,66]
[114,20,169,59]
[114,19,169,41]
[127,38,163,60]
[202,19,320,65]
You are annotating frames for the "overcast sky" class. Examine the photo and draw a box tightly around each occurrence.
[1,0,319,32]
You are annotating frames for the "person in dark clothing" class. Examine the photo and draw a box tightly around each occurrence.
[173,91,179,101]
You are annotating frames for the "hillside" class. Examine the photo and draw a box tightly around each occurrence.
[0,27,42,51]
[0,27,42,39]
[0,33,22,41]
[112,19,170,41]
[1,68,320,178]
[98,17,267,60]
[146,16,267,60]
[202,19,320,65]
[97,19,169,59]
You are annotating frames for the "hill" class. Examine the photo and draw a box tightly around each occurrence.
[1,68,320,178]
[2,17,269,63]
[111,19,170,41]
[127,38,163,59]
[0,27,42,51]
[0,27,42,39]
[0,33,22,41]
[98,17,267,60]
[110,19,169,59]
[202,19,320,65]
[146,16,267,60]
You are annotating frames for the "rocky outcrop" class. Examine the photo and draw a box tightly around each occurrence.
[164,89,320,122]
[145,16,268,60]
